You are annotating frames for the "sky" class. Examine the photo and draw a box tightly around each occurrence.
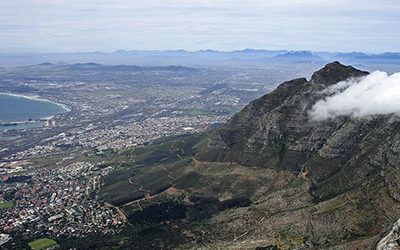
[0,0,399,53]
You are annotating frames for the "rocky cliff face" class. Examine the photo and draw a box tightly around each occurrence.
[377,219,400,250]
[194,62,400,248]
[196,62,400,202]
[99,62,400,249]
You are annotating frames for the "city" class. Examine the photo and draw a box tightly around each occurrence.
[0,63,287,248]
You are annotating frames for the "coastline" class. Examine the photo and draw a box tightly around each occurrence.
[0,117,51,126]
[0,92,71,112]
[0,93,70,129]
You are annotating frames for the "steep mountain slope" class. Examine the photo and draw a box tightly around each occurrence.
[95,62,400,250]
[196,62,399,202]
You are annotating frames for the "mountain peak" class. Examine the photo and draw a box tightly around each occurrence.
[310,61,368,86]
[101,62,400,249]
[268,51,326,64]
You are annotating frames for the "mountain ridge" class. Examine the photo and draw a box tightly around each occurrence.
[95,62,400,249]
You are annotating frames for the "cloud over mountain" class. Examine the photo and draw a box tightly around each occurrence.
[310,71,400,120]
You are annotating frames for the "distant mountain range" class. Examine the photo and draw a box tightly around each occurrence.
[1,49,399,68]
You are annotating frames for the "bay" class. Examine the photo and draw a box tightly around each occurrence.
[0,93,67,132]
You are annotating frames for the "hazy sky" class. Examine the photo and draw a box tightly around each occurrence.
[1,0,399,53]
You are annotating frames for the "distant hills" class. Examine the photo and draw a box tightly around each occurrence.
[333,52,400,63]
[24,62,197,73]
[1,49,399,68]
[270,51,326,63]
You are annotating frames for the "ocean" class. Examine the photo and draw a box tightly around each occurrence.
[0,93,67,133]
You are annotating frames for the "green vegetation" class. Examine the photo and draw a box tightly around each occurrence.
[31,156,64,167]
[29,238,57,250]
[99,134,201,206]
[0,200,16,209]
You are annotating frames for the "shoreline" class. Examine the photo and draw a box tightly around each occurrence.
[0,92,70,126]
[0,92,71,112]
[0,118,48,127]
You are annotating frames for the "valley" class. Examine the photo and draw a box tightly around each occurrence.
[1,61,399,249]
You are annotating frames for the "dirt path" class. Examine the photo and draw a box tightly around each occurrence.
[104,202,131,226]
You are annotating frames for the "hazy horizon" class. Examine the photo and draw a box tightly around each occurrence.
[1,48,399,55]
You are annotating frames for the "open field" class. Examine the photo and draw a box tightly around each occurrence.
[29,238,57,250]
[0,200,16,209]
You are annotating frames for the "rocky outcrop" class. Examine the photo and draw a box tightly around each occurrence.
[377,219,400,250]
[195,62,399,199]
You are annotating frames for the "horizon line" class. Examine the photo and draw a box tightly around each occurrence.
[0,48,399,55]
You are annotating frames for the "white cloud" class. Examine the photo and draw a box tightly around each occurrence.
[309,71,400,121]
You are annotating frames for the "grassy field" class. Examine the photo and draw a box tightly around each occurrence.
[0,200,16,209]
[29,238,57,250]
